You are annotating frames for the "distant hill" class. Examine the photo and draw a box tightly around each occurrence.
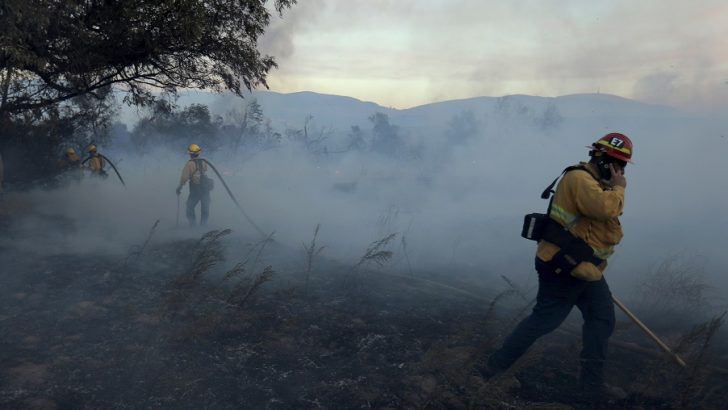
[117,89,680,131]
[405,93,677,119]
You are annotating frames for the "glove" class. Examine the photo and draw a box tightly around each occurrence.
[176,186,182,195]
[571,262,603,282]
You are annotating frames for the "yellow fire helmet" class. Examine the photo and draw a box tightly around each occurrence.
[188,143,202,154]
[65,147,77,155]
[86,144,97,153]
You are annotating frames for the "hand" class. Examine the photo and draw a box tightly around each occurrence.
[608,164,626,188]
[176,186,182,195]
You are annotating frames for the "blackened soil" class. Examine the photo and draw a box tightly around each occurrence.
[1,236,726,409]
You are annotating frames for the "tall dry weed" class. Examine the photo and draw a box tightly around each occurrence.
[630,313,726,408]
[165,229,276,339]
[352,232,398,272]
[165,229,231,314]
[302,223,325,292]
[636,252,712,322]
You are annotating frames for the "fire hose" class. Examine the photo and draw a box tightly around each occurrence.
[82,153,126,187]
[612,295,687,367]
[200,158,267,239]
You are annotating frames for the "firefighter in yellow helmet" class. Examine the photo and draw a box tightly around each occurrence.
[481,133,632,399]
[85,144,108,177]
[58,147,82,172]
[176,143,212,226]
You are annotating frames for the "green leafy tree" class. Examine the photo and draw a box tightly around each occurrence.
[0,0,296,118]
[0,90,115,186]
[0,0,295,185]
[131,102,220,153]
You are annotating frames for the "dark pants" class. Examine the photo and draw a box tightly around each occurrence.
[489,258,615,386]
[186,187,210,226]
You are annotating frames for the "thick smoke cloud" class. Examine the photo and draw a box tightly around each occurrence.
[4,92,726,315]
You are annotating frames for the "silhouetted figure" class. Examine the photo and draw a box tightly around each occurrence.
[176,143,213,226]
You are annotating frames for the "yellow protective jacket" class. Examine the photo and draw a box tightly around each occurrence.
[536,162,625,281]
[87,154,106,173]
[58,153,81,170]
[178,159,208,188]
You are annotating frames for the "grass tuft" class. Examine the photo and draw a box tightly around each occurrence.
[352,232,398,272]
[302,223,325,292]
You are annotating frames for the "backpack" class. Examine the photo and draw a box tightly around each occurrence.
[521,165,581,240]
[191,159,214,192]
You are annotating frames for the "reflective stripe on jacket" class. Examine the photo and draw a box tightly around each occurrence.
[537,162,625,279]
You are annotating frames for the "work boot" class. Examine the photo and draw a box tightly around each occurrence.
[474,354,509,380]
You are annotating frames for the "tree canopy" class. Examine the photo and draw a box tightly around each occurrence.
[0,0,296,117]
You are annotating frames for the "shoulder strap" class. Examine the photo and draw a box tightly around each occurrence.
[540,165,585,199]
[542,165,598,216]
[194,159,205,174]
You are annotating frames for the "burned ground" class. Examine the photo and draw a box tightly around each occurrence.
[1,217,727,409]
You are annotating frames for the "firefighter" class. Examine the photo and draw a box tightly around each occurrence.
[58,148,82,171]
[85,144,108,177]
[481,133,632,398]
[176,143,212,226]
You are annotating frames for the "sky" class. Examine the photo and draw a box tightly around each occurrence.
[260,0,728,111]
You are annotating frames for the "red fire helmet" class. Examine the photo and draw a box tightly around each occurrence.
[591,133,633,163]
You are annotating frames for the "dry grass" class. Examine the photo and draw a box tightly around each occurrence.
[352,232,398,272]
[630,312,726,408]
[162,229,277,340]
[302,223,325,292]
[177,229,231,286]
[671,312,726,408]
[247,231,276,274]
[164,229,231,318]
[401,235,414,277]
[226,265,275,307]
[401,284,544,409]
[636,252,712,321]
[500,275,532,303]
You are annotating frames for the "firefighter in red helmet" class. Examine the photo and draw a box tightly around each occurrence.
[480,133,632,399]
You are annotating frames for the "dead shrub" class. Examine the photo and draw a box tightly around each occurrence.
[635,252,712,325]
[163,229,275,339]
[630,313,725,408]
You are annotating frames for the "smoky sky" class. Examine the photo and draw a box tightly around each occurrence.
[261,0,728,112]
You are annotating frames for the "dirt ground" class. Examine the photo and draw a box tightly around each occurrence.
[1,219,727,409]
